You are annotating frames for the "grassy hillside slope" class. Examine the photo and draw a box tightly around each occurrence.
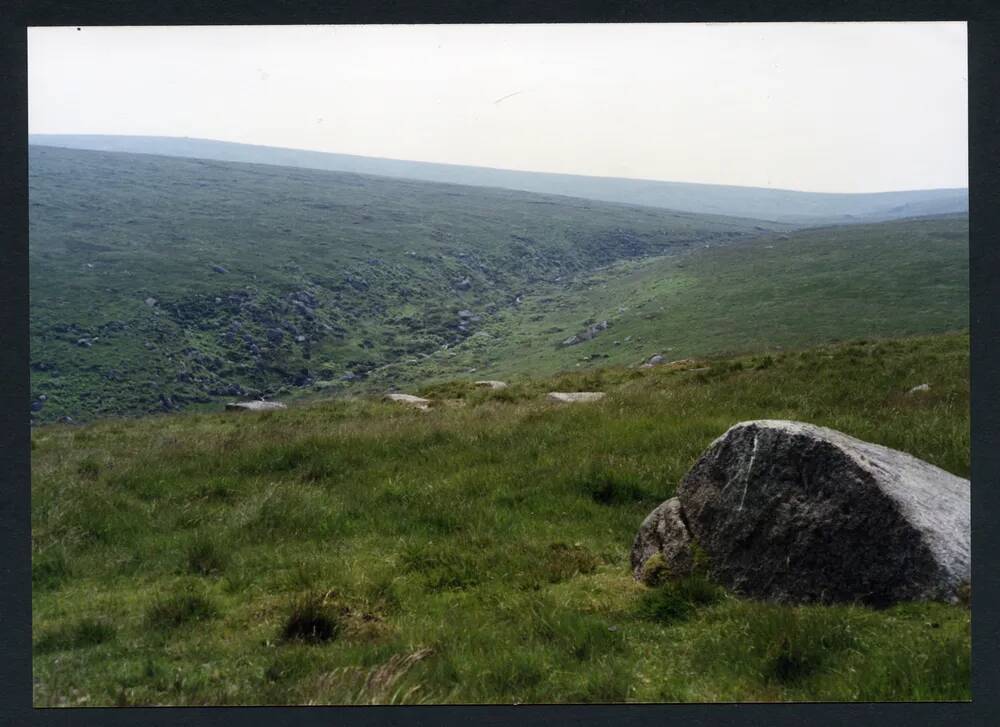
[30,145,784,423]
[30,134,968,225]
[339,215,970,395]
[32,332,969,705]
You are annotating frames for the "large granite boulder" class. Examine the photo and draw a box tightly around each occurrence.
[632,420,970,606]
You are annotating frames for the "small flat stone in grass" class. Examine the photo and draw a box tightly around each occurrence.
[547,392,606,403]
[384,393,431,410]
[225,401,287,412]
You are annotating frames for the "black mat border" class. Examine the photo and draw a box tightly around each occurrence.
[1,3,996,726]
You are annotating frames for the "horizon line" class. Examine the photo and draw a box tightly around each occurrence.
[27,131,970,197]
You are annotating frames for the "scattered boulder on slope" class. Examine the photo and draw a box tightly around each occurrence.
[225,401,287,412]
[639,354,666,369]
[385,393,431,410]
[632,420,970,606]
[560,320,610,347]
[547,392,606,403]
[474,380,508,390]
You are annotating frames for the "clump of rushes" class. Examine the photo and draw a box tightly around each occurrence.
[636,574,724,624]
[577,467,647,505]
[146,588,219,630]
[33,617,116,654]
[758,609,859,685]
[544,542,600,583]
[185,534,229,576]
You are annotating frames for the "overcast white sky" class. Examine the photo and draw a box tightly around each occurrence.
[28,23,967,193]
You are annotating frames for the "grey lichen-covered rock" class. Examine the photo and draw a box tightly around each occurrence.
[225,401,287,412]
[674,420,970,606]
[547,392,606,403]
[630,498,695,584]
[384,393,431,410]
[560,320,610,347]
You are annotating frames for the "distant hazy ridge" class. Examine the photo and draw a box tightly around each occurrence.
[29,134,968,225]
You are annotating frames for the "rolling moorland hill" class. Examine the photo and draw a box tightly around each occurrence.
[29,145,969,425]
[347,214,969,397]
[31,332,970,705]
[30,134,969,225]
[29,144,793,424]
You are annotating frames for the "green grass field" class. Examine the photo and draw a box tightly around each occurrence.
[31,332,970,705]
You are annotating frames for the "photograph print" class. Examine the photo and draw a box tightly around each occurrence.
[28,22,970,705]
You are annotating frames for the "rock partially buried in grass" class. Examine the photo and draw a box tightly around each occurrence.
[384,393,431,410]
[630,498,695,584]
[547,392,606,403]
[634,420,970,606]
[225,401,287,412]
[474,380,508,390]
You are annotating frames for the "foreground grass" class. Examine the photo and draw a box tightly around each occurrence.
[31,332,970,705]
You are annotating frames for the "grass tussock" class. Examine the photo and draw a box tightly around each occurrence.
[576,467,650,505]
[33,617,116,655]
[636,575,725,624]
[280,593,344,644]
[184,534,230,576]
[145,588,219,630]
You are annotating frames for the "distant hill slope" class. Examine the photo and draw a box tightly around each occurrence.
[340,214,969,394]
[29,145,784,423]
[30,134,968,225]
